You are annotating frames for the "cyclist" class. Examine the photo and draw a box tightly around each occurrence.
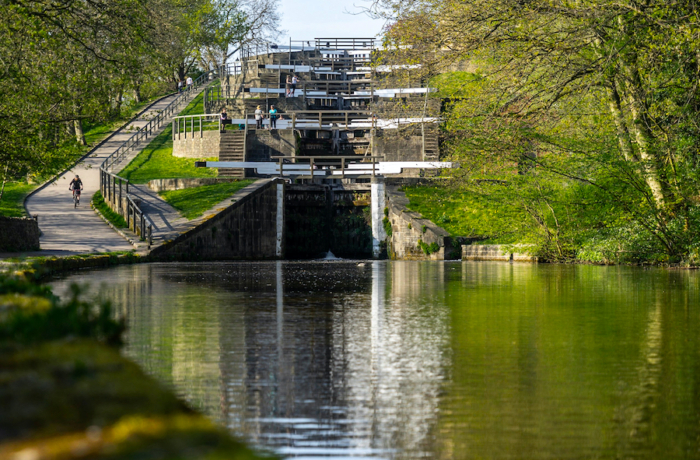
[69,175,83,206]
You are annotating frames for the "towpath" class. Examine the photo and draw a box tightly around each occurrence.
[25,93,185,256]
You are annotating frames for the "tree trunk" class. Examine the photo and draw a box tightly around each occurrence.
[614,54,666,208]
[66,121,76,138]
[111,88,123,119]
[133,85,142,104]
[605,79,638,163]
[615,17,667,209]
[619,76,666,208]
[0,164,9,201]
[74,119,86,146]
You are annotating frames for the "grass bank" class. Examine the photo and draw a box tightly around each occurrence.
[0,270,268,459]
[119,91,217,184]
[403,185,522,244]
[159,180,255,220]
[0,183,35,217]
[92,191,127,228]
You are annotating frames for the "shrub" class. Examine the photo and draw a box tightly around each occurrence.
[418,239,440,255]
[0,278,125,347]
[383,217,393,237]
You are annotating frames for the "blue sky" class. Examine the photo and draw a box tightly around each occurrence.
[277,0,385,43]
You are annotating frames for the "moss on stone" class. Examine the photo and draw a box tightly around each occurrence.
[0,341,268,459]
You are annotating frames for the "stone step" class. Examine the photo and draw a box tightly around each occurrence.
[218,170,245,178]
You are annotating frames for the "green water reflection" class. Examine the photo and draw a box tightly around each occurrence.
[48,262,700,459]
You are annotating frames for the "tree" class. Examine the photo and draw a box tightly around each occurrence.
[370,0,700,262]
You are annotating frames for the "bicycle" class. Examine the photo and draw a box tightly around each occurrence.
[71,188,81,208]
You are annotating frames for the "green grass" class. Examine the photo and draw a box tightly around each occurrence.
[0,183,35,217]
[179,90,206,116]
[119,91,216,184]
[429,71,484,98]
[92,191,127,228]
[83,100,154,146]
[159,181,255,220]
[403,185,523,243]
[118,125,218,184]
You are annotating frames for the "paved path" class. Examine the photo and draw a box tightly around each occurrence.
[25,94,184,254]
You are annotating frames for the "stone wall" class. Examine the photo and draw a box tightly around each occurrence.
[150,179,283,260]
[148,178,239,192]
[0,216,40,252]
[247,129,296,162]
[385,187,459,260]
[372,131,424,162]
[172,130,220,158]
[462,244,538,262]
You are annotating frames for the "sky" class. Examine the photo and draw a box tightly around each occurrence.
[276,0,386,43]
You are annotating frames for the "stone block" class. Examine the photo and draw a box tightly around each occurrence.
[462,244,538,262]
[385,187,457,260]
[173,130,221,158]
[0,216,40,252]
[462,245,510,261]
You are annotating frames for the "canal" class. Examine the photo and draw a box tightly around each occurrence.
[48,261,700,459]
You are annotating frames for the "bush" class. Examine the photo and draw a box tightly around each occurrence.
[383,217,393,237]
[0,277,125,346]
[418,239,440,255]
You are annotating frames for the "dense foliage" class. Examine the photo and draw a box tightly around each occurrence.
[374,0,700,264]
[0,0,279,188]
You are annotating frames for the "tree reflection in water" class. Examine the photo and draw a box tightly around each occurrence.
[48,262,700,459]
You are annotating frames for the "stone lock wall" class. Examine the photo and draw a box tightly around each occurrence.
[150,179,283,260]
[385,187,459,260]
[372,131,424,162]
[172,130,221,159]
[462,244,538,262]
[247,130,297,162]
[0,216,40,252]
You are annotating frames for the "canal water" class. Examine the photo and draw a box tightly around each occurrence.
[48,261,700,459]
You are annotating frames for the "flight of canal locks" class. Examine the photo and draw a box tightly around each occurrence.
[3,18,700,460]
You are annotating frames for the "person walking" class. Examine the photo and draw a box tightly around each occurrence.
[269,105,278,129]
[255,105,264,130]
[186,76,193,91]
[285,75,292,98]
[177,80,183,93]
[220,108,229,132]
[291,74,298,97]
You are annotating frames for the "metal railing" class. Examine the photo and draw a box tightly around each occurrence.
[98,69,217,246]
[101,69,217,172]
[172,111,376,138]
[232,37,376,65]
[242,110,376,130]
[316,38,375,50]
[126,195,153,247]
[99,170,153,248]
[172,114,225,140]
[270,155,384,179]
